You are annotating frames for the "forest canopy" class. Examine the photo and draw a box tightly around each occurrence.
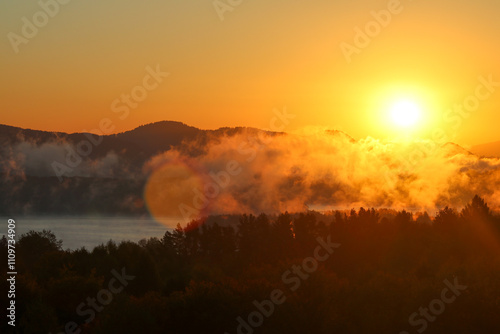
[1,195,500,333]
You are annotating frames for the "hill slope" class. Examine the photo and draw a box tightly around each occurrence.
[470,140,500,158]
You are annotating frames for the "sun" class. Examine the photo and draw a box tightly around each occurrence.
[371,85,437,137]
[390,99,422,127]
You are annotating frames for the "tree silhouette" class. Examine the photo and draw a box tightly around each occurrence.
[461,195,491,222]
[4,200,500,333]
[434,206,459,226]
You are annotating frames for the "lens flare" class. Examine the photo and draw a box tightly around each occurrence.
[144,160,206,228]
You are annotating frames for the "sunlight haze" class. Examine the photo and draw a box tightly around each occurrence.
[1,0,500,145]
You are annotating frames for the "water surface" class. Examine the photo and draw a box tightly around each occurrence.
[1,216,176,250]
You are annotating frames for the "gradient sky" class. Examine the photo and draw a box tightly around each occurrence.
[1,0,499,145]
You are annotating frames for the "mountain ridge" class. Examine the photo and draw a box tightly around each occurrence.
[1,121,499,217]
[470,140,500,158]
[1,121,485,164]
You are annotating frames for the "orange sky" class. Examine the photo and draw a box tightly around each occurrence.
[1,0,499,145]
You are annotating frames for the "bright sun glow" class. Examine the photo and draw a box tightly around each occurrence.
[390,99,422,127]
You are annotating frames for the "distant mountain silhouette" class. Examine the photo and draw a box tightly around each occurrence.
[326,130,356,143]
[0,121,284,215]
[1,121,481,172]
[470,140,500,158]
[0,121,279,158]
[0,122,264,170]
[441,142,474,157]
[113,121,202,154]
[0,121,488,216]
[0,121,284,178]
[0,121,203,160]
